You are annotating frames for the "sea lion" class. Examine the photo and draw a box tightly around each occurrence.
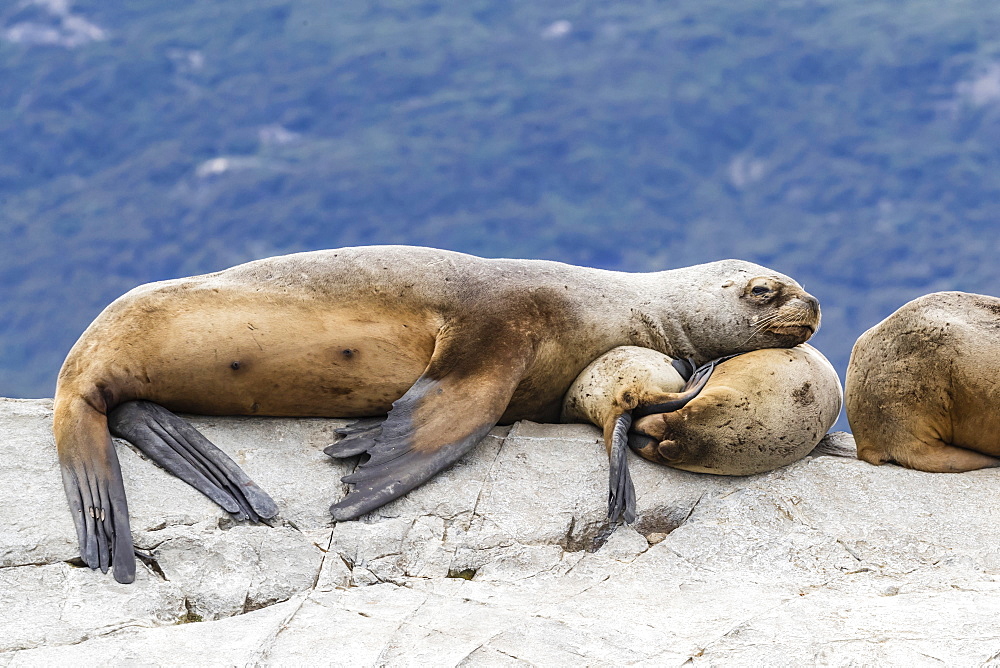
[845,291,1000,473]
[53,245,820,583]
[560,346,716,524]
[564,344,841,524]
[630,344,842,473]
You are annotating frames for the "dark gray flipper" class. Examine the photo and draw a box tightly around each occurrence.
[608,412,636,525]
[330,324,534,521]
[324,417,387,459]
[108,401,279,522]
[632,354,738,418]
[329,378,509,521]
[334,417,386,438]
[603,353,741,532]
[671,357,697,382]
[61,448,135,584]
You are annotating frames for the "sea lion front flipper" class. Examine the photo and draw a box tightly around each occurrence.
[608,411,636,525]
[329,325,533,521]
[604,355,732,526]
[108,401,279,522]
[334,417,386,438]
[671,357,697,382]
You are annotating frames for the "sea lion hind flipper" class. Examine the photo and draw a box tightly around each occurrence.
[56,404,136,584]
[608,412,636,525]
[108,401,279,522]
[330,328,533,521]
[324,417,386,459]
[671,358,697,382]
[631,355,728,418]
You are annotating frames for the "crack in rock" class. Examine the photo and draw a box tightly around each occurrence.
[467,436,506,530]
[694,594,798,657]
[245,592,313,665]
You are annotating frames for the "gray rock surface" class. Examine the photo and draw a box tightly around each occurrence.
[3,397,1000,665]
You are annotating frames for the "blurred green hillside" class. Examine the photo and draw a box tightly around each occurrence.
[3,0,1000,411]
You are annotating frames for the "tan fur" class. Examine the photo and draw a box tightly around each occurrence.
[627,344,842,475]
[53,246,823,583]
[561,346,688,453]
[56,246,819,430]
[845,291,1000,472]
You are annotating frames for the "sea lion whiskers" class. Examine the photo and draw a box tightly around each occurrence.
[746,303,817,343]
[742,312,784,344]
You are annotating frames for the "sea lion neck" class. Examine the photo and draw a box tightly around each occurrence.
[623,266,739,362]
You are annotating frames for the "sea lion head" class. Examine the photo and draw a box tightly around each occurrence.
[737,273,821,347]
[669,260,821,360]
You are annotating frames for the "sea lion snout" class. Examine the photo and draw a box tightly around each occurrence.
[770,294,821,334]
[763,291,821,343]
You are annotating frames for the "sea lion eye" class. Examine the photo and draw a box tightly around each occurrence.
[751,285,770,296]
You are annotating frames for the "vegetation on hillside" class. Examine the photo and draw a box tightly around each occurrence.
[3,0,1000,408]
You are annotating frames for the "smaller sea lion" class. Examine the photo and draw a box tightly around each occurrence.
[846,291,1000,472]
[565,344,842,524]
[562,347,728,524]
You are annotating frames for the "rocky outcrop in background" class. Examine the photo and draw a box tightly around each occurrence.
[3,397,1000,666]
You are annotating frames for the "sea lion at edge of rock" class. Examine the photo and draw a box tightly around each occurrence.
[53,245,820,583]
[846,291,1000,473]
[563,344,841,524]
[560,346,713,524]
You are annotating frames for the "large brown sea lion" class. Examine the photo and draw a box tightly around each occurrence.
[846,291,1000,473]
[53,245,820,582]
[563,344,841,524]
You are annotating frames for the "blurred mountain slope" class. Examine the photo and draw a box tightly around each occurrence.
[2,0,1000,413]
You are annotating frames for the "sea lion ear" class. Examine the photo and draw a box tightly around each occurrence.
[721,280,735,288]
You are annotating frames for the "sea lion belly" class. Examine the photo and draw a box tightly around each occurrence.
[74,286,440,417]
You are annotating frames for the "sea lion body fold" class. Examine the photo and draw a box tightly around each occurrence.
[846,291,1000,472]
[53,246,819,583]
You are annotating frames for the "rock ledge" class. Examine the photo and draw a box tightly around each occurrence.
[3,398,1000,666]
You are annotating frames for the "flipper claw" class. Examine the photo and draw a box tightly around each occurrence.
[59,437,136,584]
